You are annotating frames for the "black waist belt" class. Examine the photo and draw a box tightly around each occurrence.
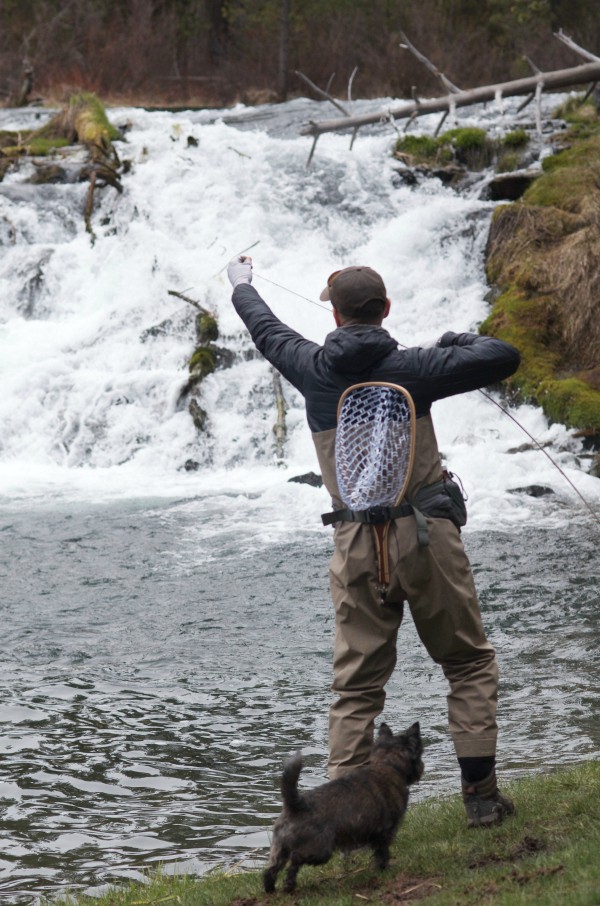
[321,476,467,549]
[321,502,413,526]
[321,502,429,546]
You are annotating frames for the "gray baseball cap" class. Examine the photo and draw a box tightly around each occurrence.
[319,266,387,318]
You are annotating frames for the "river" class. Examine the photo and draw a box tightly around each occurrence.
[0,93,598,903]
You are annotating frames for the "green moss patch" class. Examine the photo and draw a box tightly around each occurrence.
[395,126,525,173]
[502,128,530,149]
[189,346,216,379]
[483,122,600,437]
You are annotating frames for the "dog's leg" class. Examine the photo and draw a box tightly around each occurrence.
[263,844,289,893]
[283,853,303,893]
[371,836,391,871]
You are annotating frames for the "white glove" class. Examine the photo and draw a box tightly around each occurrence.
[227,255,253,288]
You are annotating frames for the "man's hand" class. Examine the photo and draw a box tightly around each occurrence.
[227,255,253,288]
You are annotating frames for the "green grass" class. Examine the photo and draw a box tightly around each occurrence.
[49,761,600,906]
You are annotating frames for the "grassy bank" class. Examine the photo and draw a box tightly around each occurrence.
[52,761,599,906]
[482,98,600,442]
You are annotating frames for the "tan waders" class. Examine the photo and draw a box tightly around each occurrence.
[314,415,501,781]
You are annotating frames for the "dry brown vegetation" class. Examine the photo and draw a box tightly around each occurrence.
[1,1,599,108]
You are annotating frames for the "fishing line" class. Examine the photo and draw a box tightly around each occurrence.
[477,389,600,529]
[254,272,331,311]
[250,273,600,528]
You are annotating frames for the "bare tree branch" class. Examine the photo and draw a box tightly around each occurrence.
[295,70,350,116]
[348,66,358,102]
[398,30,460,93]
[554,29,600,63]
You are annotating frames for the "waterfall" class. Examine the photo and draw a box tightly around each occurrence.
[1,98,598,535]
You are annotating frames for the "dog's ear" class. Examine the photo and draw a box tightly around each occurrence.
[406,721,420,740]
[378,722,394,740]
[403,722,422,756]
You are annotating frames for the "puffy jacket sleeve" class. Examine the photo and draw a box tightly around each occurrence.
[415,331,520,400]
[231,283,320,394]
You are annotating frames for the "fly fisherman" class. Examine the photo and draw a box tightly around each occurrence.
[227,256,520,828]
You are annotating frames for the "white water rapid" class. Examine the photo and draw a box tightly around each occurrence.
[1,96,599,537]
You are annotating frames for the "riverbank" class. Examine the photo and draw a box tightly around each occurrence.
[50,761,599,906]
[482,97,600,454]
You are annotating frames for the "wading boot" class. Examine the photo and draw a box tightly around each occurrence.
[462,769,515,828]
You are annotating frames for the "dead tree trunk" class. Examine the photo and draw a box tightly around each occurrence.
[300,60,600,139]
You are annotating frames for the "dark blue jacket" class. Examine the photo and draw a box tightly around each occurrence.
[232,284,520,432]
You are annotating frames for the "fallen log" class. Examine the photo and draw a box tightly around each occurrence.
[300,61,600,139]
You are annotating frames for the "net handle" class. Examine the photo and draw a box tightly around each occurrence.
[336,381,417,508]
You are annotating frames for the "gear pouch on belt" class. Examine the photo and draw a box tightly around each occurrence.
[413,469,467,530]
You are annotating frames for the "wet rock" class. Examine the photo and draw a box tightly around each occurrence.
[28,163,70,185]
[189,398,208,431]
[482,170,539,201]
[288,472,323,488]
[183,459,200,471]
[508,485,555,497]
[392,167,418,187]
[140,318,175,341]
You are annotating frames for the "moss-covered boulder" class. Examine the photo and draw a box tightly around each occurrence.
[482,102,600,441]
[394,126,527,176]
[0,92,121,183]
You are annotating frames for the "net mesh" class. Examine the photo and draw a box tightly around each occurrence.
[336,384,414,510]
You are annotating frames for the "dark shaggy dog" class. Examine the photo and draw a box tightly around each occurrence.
[263,721,423,893]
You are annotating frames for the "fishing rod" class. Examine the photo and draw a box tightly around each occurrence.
[250,270,600,530]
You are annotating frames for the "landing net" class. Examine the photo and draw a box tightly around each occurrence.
[335,382,416,511]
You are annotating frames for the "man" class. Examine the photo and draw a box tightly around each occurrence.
[227,257,520,827]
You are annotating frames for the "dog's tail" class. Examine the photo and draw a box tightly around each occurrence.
[281,751,304,814]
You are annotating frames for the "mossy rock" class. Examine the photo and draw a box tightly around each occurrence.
[502,128,530,149]
[395,126,503,173]
[480,288,600,435]
[483,120,600,439]
[196,312,218,344]
[394,134,451,165]
[189,346,216,379]
[443,127,495,169]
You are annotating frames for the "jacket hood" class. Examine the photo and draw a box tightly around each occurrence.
[322,325,398,374]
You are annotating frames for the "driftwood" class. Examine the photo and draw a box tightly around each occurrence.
[272,370,287,460]
[299,32,600,162]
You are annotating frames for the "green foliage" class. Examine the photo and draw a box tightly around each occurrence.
[496,151,519,172]
[394,133,444,163]
[443,126,488,151]
[395,127,495,170]
[502,128,529,148]
[529,135,600,209]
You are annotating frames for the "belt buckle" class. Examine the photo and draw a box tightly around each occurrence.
[364,505,389,524]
